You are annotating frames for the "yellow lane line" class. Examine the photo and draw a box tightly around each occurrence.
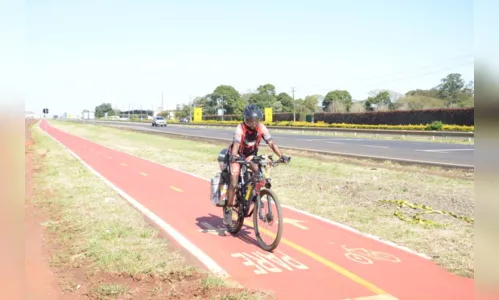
[170,186,183,192]
[139,172,148,176]
[243,220,388,295]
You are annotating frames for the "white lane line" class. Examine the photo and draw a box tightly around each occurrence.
[327,141,345,144]
[300,138,363,142]
[359,144,389,149]
[416,148,473,153]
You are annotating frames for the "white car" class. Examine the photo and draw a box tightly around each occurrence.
[152,116,167,127]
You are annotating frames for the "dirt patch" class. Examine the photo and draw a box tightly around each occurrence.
[82,271,259,299]
[25,118,64,299]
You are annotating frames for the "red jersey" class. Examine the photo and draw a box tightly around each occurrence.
[230,123,272,157]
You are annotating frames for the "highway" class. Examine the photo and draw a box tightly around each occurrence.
[90,121,474,168]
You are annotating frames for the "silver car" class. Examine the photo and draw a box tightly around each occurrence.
[152,116,167,127]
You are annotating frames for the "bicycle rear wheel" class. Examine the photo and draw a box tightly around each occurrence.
[253,189,283,252]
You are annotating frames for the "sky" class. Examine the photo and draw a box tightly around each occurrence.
[8,0,477,116]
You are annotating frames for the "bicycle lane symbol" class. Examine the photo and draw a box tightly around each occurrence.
[330,243,402,265]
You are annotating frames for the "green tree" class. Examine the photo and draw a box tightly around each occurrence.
[94,103,114,118]
[454,80,474,108]
[302,95,321,113]
[241,92,252,104]
[257,83,276,96]
[322,90,353,112]
[174,104,191,119]
[158,111,170,119]
[210,85,244,115]
[363,99,375,111]
[437,73,466,106]
[193,95,216,115]
[463,80,474,95]
[276,92,294,112]
[364,90,392,111]
[248,83,277,109]
[293,98,305,114]
[405,88,440,98]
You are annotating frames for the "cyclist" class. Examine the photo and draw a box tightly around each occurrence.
[223,104,290,225]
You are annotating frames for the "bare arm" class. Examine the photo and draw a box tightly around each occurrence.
[231,141,240,157]
[267,140,283,158]
[231,124,243,158]
[260,124,283,158]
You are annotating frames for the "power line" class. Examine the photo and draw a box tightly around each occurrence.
[303,54,474,93]
[366,60,474,88]
[357,53,474,84]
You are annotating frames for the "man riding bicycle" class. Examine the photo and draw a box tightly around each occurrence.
[223,104,290,225]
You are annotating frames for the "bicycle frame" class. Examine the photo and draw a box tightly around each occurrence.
[228,156,272,220]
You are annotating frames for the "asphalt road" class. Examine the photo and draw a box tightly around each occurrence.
[97,122,474,167]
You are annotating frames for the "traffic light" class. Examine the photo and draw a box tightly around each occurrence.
[42,108,49,114]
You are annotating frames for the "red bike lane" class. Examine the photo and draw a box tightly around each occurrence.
[41,121,474,300]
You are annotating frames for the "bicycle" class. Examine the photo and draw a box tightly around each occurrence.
[341,245,401,264]
[223,154,290,252]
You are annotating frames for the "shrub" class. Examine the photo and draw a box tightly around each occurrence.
[426,121,444,131]
[313,108,473,126]
[170,120,473,132]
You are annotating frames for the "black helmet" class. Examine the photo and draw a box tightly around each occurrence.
[243,104,263,122]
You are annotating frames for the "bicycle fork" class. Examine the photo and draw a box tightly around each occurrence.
[244,181,274,223]
[255,193,274,223]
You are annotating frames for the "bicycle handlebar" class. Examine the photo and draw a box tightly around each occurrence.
[231,154,291,167]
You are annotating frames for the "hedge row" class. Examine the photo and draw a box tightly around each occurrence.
[167,119,474,132]
[202,108,474,126]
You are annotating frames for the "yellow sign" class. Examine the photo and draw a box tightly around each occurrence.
[264,108,272,122]
[67,113,71,118]
[193,107,202,122]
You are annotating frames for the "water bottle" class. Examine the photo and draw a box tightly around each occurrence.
[210,173,221,206]
[218,183,228,207]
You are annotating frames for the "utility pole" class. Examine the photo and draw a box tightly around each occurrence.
[292,87,296,122]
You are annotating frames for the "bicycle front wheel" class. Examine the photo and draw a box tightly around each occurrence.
[253,189,283,252]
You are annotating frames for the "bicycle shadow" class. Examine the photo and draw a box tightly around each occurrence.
[195,214,261,248]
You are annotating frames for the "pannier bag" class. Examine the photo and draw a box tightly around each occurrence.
[211,148,230,207]
[210,172,228,207]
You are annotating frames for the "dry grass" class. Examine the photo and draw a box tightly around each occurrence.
[50,121,475,278]
[30,124,270,299]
